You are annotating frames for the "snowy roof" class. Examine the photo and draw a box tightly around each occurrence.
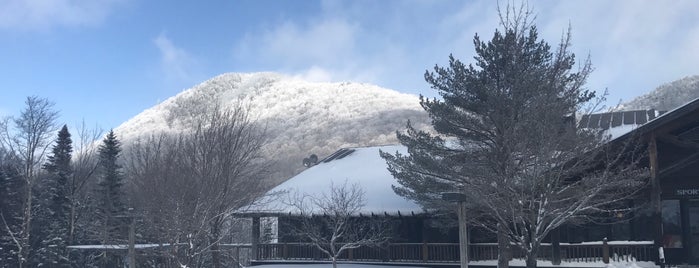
[243,145,424,216]
[579,109,665,140]
[607,96,699,141]
[67,243,178,250]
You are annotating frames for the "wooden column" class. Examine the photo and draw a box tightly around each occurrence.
[649,135,663,264]
[458,201,469,268]
[422,218,429,262]
[283,243,288,259]
[128,216,136,268]
[498,223,510,268]
[233,246,240,268]
[251,216,260,260]
[551,228,561,265]
[602,238,610,264]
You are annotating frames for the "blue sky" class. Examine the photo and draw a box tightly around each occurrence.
[2,0,699,131]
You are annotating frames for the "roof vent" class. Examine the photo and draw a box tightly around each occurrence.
[321,148,356,163]
[579,109,665,130]
[302,154,318,167]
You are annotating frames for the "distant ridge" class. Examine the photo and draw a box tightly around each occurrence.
[619,75,699,111]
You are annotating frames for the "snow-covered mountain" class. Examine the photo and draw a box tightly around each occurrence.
[618,75,699,111]
[114,72,431,184]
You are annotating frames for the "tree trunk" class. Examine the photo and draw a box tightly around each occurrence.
[17,247,23,268]
[211,242,221,268]
[525,248,538,268]
[69,196,76,244]
[497,224,510,268]
[21,179,32,268]
[332,256,337,268]
[102,216,109,268]
[210,222,222,268]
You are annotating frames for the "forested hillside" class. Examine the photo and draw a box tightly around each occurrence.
[114,72,431,184]
[619,75,699,111]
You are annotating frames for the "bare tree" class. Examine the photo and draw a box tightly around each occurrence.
[127,104,268,268]
[69,121,102,245]
[0,96,58,268]
[286,182,390,268]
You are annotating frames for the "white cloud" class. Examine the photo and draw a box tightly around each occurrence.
[233,0,699,102]
[532,0,699,101]
[0,0,125,31]
[294,66,334,83]
[235,15,398,89]
[237,18,358,68]
[154,33,198,83]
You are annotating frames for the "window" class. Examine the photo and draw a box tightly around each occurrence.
[662,200,683,248]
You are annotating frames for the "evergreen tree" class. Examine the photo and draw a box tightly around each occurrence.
[95,130,126,267]
[34,125,73,267]
[0,150,24,266]
[382,8,646,268]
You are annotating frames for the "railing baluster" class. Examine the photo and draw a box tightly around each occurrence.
[250,241,652,264]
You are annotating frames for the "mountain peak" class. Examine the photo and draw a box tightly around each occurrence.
[114,72,431,184]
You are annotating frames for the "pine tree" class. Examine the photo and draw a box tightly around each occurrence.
[382,7,646,268]
[95,130,126,267]
[34,125,73,267]
[0,150,25,266]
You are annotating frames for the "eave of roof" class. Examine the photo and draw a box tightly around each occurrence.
[610,96,699,142]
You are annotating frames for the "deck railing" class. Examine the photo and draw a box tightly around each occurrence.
[255,240,655,263]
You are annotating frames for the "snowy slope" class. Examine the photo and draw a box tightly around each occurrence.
[618,75,699,111]
[113,72,431,184]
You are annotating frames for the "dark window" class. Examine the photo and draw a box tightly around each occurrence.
[631,214,654,241]
[610,221,631,241]
[586,225,608,241]
[662,200,683,248]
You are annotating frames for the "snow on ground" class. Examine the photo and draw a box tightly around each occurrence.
[250,260,658,268]
[250,265,427,268]
[605,261,659,268]
[67,243,176,250]
[470,259,658,268]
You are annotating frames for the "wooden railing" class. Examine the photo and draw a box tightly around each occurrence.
[255,240,655,263]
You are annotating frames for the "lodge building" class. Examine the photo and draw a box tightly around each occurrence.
[239,97,699,266]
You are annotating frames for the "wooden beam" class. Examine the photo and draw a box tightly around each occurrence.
[658,151,699,178]
[251,217,260,260]
[457,201,469,268]
[657,134,699,150]
[648,135,663,264]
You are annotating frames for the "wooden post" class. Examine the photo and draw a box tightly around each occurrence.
[348,248,354,261]
[497,223,510,268]
[283,243,288,259]
[422,217,429,262]
[128,210,136,268]
[233,246,240,268]
[442,192,469,267]
[551,228,561,265]
[602,238,610,264]
[251,216,260,260]
[422,242,429,262]
[648,135,663,265]
[458,201,469,268]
